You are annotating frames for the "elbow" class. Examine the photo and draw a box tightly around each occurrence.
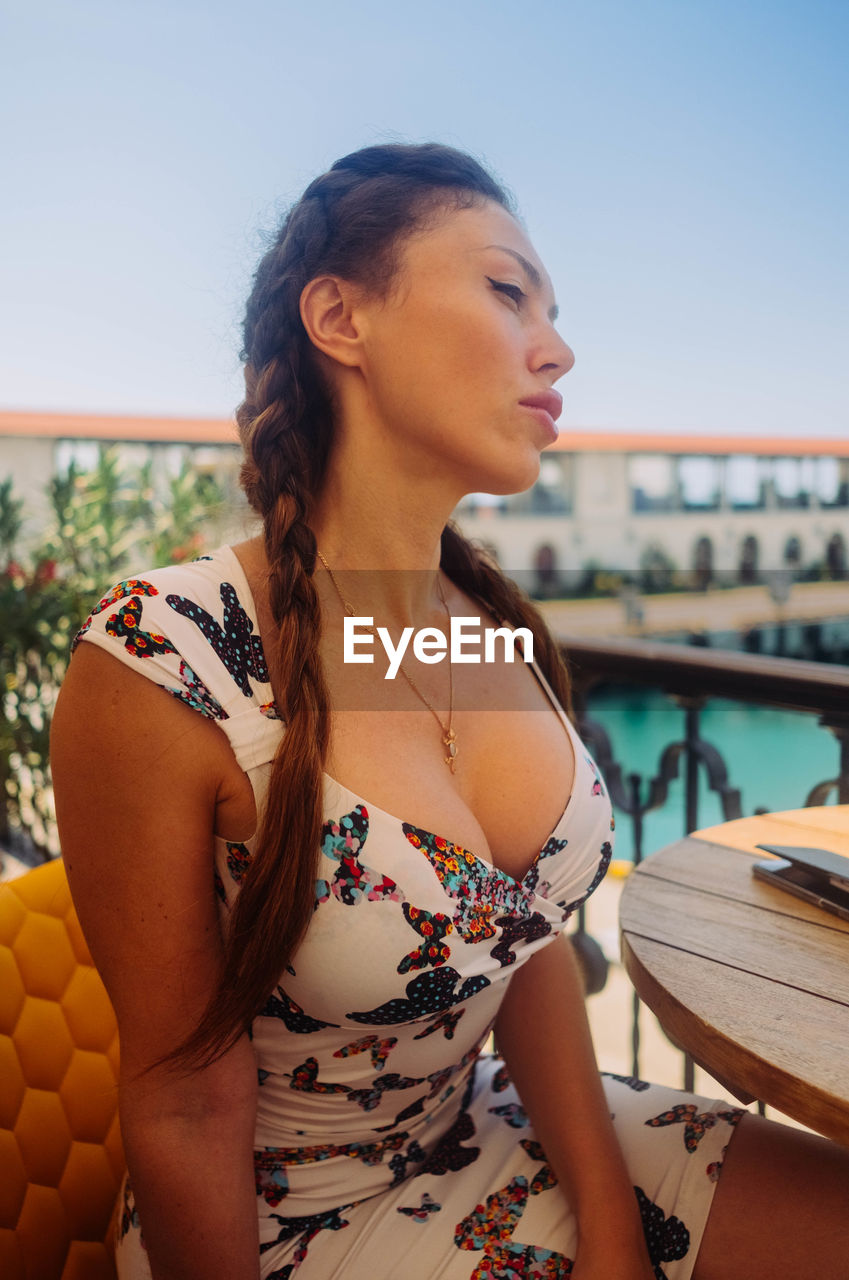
[120,1035,259,1131]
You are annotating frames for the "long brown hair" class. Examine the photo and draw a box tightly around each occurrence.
[176,143,572,1068]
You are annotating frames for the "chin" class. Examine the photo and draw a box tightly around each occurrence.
[475,453,541,498]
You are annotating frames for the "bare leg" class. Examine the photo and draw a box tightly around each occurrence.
[693,1112,849,1280]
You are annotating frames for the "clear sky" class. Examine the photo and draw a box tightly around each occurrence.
[3,0,847,437]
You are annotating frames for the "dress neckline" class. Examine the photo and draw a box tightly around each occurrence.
[210,544,579,885]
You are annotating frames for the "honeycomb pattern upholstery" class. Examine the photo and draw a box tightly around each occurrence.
[0,857,123,1279]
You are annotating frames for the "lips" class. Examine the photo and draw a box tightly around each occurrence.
[518,390,563,423]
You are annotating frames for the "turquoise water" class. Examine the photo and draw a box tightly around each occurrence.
[586,689,840,862]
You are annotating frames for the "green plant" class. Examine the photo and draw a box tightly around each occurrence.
[639,544,677,594]
[1,447,228,858]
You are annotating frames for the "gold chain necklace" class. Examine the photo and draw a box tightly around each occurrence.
[316,551,458,772]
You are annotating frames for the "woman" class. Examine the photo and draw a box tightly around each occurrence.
[52,143,849,1279]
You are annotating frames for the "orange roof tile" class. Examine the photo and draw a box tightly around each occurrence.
[549,429,849,457]
[1,411,847,457]
[0,410,239,445]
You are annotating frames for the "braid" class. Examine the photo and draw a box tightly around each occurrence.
[440,524,573,720]
[219,489,329,1037]
[170,142,518,1068]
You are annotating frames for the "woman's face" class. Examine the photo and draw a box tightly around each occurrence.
[350,198,575,498]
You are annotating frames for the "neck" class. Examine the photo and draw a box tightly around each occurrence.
[313,549,449,635]
[309,417,466,631]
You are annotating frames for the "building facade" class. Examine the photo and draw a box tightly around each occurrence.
[455,431,849,586]
[2,413,847,586]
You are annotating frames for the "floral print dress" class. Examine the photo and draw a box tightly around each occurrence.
[76,547,742,1280]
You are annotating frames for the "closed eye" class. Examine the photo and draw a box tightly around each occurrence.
[486,276,525,308]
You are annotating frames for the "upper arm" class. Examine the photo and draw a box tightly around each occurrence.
[51,641,253,1081]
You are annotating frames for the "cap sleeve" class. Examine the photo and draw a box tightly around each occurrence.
[73,554,283,772]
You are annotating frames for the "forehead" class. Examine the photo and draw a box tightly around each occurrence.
[403,200,555,298]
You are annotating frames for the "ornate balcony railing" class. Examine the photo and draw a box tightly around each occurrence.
[558,636,849,1088]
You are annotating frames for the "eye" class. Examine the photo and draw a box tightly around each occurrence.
[486,276,526,309]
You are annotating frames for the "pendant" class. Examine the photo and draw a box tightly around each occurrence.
[443,730,457,773]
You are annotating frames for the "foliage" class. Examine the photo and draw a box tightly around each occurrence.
[1,448,228,859]
[638,544,678,595]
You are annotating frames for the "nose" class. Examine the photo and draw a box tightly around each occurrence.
[534,327,575,382]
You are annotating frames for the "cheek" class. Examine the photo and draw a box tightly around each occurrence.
[406,319,507,405]
[370,325,467,414]
[363,300,514,443]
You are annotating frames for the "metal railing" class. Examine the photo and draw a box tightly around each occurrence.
[560,637,849,1085]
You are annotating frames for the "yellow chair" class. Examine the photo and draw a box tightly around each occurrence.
[0,857,122,1279]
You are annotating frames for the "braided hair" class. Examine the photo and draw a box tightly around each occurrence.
[176,143,572,1068]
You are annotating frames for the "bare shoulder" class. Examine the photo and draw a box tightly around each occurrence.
[51,642,254,1073]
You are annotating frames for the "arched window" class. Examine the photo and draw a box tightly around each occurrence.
[692,536,714,589]
[533,543,559,598]
[739,535,759,585]
[826,532,847,579]
[784,536,802,568]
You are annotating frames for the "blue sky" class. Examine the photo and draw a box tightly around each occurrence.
[2,0,847,437]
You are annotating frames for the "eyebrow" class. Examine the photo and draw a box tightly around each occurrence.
[485,244,559,322]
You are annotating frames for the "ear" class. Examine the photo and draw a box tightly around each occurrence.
[299,276,365,369]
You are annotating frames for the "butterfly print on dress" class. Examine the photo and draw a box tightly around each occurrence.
[346,967,490,1026]
[644,1104,744,1153]
[388,1138,427,1185]
[488,1102,530,1129]
[413,1008,465,1041]
[418,1108,480,1176]
[396,1191,442,1221]
[334,1035,398,1072]
[380,1095,426,1131]
[706,1148,732,1182]
[455,1172,573,1274]
[260,700,284,720]
[259,987,339,1034]
[602,1071,651,1093]
[290,1057,432,1115]
[402,823,537,944]
[558,841,613,918]
[225,840,251,885]
[316,806,404,908]
[118,1178,142,1243]
[524,835,569,893]
[454,1141,572,1279]
[371,1048,483,1132]
[166,659,228,719]
[290,1057,349,1096]
[398,904,453,973]
[489,911,552,967]
[261,1205,355,1276]
[348,1071,429,1113]
[73,578,161,651]
[634,1186,690,1280]
[105,597,177,660]
[166,581,268,697]
[255,1133,410,1207]
[586,754,607,798]
[521,1140,559,1195]
[490,1063,512,1093]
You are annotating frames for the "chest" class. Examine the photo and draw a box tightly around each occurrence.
[227,541,576,880]
[322,648,576,883]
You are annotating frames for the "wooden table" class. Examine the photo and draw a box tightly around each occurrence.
[619,806,849,1146]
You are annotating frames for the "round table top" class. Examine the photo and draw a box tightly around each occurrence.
[619,806,849,1145]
